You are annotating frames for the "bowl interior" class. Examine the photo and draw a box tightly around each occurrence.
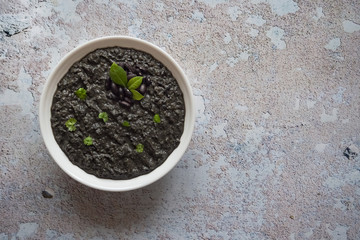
[39,36,195,191]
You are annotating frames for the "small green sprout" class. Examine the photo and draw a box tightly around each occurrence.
[136,144,144,153]
[84,136,93,146]
[65,118,77,132]
[98,112,109,123]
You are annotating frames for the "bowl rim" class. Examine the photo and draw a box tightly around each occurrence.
[39,36,195,191]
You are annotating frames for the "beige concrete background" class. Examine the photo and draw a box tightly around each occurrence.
[1,0,359,239]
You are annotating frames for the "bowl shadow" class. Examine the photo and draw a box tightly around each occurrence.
[62,171,173,230]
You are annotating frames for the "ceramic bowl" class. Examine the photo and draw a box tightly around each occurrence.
[39,36,195,191]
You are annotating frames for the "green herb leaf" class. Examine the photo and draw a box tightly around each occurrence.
[130,89,144,100]
[153,114,161,123]
[65,118,77,131]
[127,76,143,90]
[109,62,127,87]
[75,88,87,100]
[122,121,130,127]
[84,136,93,146]
[98,112,108,123]
[136,143,144,153]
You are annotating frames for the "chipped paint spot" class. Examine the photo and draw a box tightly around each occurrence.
[166,33,173,41]
[128,18,143,37]
[313,7,324,21]
[212,122,227,138]
[332,87,345,104]
[192,10,206,22]
[236,105,248,112]
[45,229,75,240]
[0,49,7,60]
[193,88,211,131]
[326,224,349,240]
[342,119,349,124]
[304,229,314,238]
[306,100,316,109]
[343,20,360,33]
[154,1,164,11]
[324,170,360,189]
[324,176,343,189]
[197,0,228,8]
[223,32,232,44]
[226,57,238,67]
[320,108,338,123]
[111,0,139,8]
[167,16,174,23]
[315,143,327,153]
[334,197,354,211]
[294,98,300,110]
[209,62,218,73]
[334,54,344,61]
[45,229,59,239]
[53,0,81,23]
[226,51,250,66]
[248,28,259,37]
[0,67,34,116]
[17,223,39,239]
[252,0,299,16]
[262,112,271,119]
[185,38,194,46]
[239,51,250,61]
[0,14,30,36]
[245,125,265,153]
[324,38,341,51]
[289,233,295,240]
[227,6,241,21]
[266,27,286,50]
[0,233,8,240]
[246,15,266,26]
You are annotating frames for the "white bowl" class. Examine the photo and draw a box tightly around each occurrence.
[39,36,195,191]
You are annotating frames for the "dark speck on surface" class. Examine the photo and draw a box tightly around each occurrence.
[343,144,359,160]
[42,188,54,198]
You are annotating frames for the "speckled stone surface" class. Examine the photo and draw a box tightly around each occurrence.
[1,0,360,239]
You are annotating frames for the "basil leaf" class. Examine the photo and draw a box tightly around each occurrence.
[122,121,130,127]
[127,76,143,90]
[130,89,144,100]
[109,62,127,87]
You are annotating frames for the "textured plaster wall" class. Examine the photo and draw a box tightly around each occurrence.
[1,0,360,239]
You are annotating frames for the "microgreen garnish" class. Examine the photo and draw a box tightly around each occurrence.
[153,114,161,123]
[109,62,144,101]
[122,121,130,127]
[98,112,108,123]
[136,143,144,153]
[75,88,87,100]
[65,118,77,131]
[84,136,93,146]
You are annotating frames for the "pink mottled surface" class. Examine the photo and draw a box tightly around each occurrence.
[1,0,359,239]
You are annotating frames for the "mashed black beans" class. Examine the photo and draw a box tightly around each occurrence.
[51,47,185,180]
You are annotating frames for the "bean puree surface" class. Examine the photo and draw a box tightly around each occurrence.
[51,47,185,180]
